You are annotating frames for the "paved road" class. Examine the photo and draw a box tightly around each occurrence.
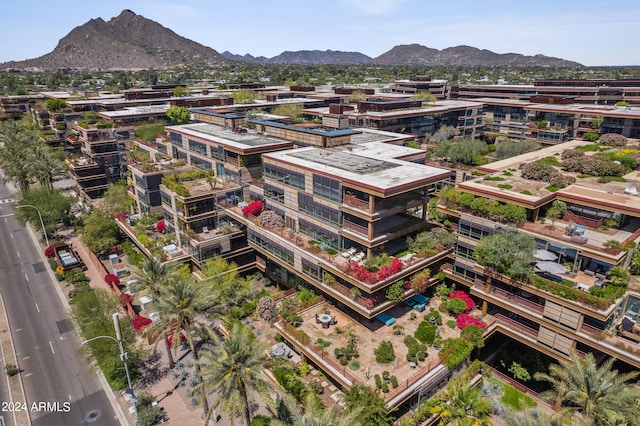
[0,179,120,426]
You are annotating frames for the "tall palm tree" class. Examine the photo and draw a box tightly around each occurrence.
[195,322,272,426]
[432,381,493,426]
[534,351,640,425]
[272,393,359,426]
[607,265,631,287]
[149,276,215,414]
[28,144,65,191]
[134,255,181,368]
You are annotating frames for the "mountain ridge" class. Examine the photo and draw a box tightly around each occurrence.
[1,10,582,70]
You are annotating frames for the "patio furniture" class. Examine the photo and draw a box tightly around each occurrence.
[375,312,396,326]
[585,270,595,276]
[322,322,329,329]
[595,273,606,280]
[330,317,336,325]
[271,344,286,358]
[318,313,332,327]
[403,298,417,308]
[571,235,588,244]
[410,294,429,305]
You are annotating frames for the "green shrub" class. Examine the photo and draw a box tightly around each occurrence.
[390,375,398,388]
[250,414,272,426]
[374,340,396,363]
[381,382,389,393]
[447,319,456,329]
[5,363,18,376]
[309,378,324,395]
[425,308,443,325]
[414,321,437,345]
[446,298,467,315]
[298,362,310,377]
[374,374,382,389]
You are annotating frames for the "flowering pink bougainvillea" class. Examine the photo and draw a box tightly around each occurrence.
[114,211,127,222]
[242,200,263,217]
[120,293,132,307]
[350,258,403,284]
[448,290,475,312]
[168,332,187,347]
[104,274,120,287]
[132,315,152,331]
[45,245,56,258]
[156,220,166,233]
[456,313,487,330]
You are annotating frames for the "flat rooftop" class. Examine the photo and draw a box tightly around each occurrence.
[98,105,170,119]
[265,143,450,194]
[166,123,293,152]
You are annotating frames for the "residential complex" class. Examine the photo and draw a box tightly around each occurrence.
[5,77,640,416]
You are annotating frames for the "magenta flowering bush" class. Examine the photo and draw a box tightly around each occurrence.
[448,290,475,312]
[456,313,487,330]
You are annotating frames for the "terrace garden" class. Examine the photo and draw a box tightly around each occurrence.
[274,283,489,401]
[473,136,640,196]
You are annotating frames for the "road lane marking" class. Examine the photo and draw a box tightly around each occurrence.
[15,328,22,332]
[49,341,55,354]
[10,233,13,239]
[68,394,72,401]
[24,372,33,377]
[22,356,30,360]
[16,251,20,258]
[35,303,40,313]
[24,273,28,282]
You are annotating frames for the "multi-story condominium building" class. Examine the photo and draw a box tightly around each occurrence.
[307,99,484,139]
[481,98,640,142]
[383,76,450,100]
[0,94,43,120]
[452,78,640,105]
[248,142,451,318]
[159,122,295,185]
[440,141,640,370]
[66,121,132,199]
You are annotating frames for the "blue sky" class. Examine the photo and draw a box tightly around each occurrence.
[1,0,638,66]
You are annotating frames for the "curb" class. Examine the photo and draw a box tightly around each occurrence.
[0,291,31,426]
[23,224,131,426]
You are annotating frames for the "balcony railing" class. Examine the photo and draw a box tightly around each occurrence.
[476,282,544,314]
[343,219,368,236]
[495,313,538,338]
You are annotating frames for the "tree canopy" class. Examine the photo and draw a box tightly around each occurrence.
[166,105,190,125]
[434,137,488,166]
[80,208,121,254]
[474,230,536,281]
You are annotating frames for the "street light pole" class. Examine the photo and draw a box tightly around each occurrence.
[16,204,49,247]
[82,313,136,416]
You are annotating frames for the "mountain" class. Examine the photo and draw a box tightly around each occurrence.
[221,51,268,63]
[371,44,582,67]
[1,10,225,70]
[265,50,372,65]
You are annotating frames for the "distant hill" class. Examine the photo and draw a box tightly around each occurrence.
[265,50,372,65]
[223,49,371,65]
[1,10,582,70]
[371,44,582,67]
[1,10,226,70]
[221,51,268,63]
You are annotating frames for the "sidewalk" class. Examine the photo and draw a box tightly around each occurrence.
[70,237,209,426]
[0,293,30,426]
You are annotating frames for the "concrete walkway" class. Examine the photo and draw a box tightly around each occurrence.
[70,237,211,426]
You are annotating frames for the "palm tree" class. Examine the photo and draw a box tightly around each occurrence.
[272,393,359,426]
[432,381,493,426]
[149,276,215,414]
[534,351,640,425]
[195,322,272,426]
[28,143,64,191]
[607,265,631,287]
[134,255,181,368]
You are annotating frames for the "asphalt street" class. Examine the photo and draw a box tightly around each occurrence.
[0,178,120,426]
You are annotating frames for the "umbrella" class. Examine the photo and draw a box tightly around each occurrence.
[536,261,568,275]
[535,249,558,261]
